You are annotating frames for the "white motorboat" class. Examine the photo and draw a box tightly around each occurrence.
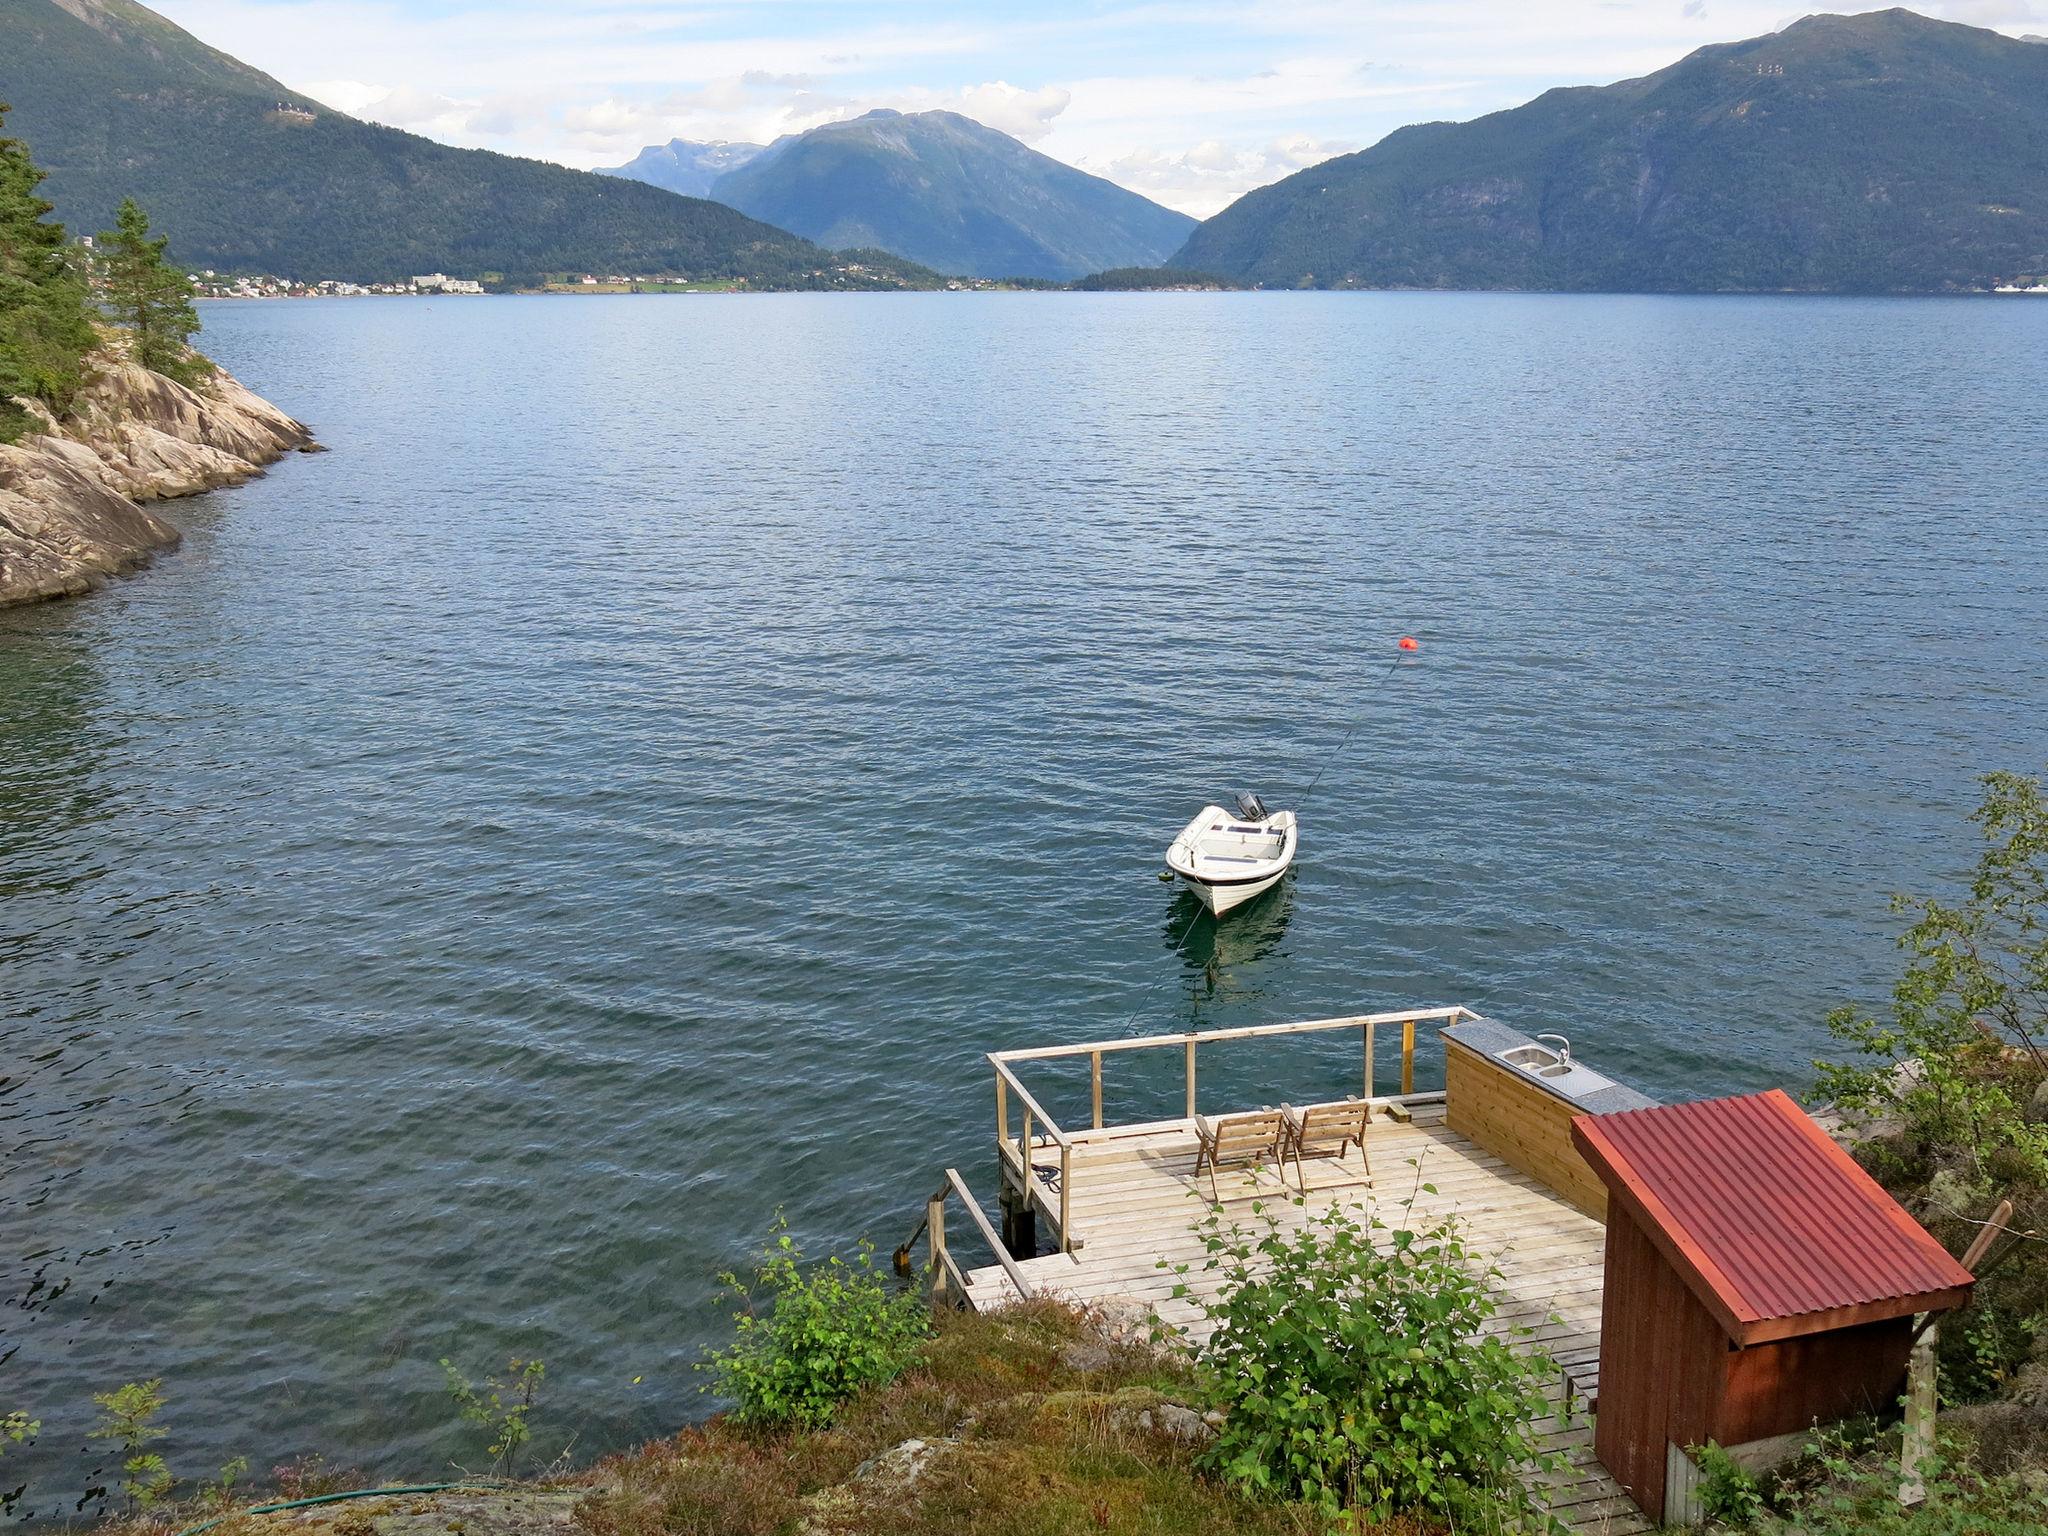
[1165,793,1297,916]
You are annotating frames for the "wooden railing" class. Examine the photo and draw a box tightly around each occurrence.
[924,1167,1035,1302]
[990,1005,1478,1252]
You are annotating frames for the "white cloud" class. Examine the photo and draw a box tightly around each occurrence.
[940,81,1072,142]
[1926,0,2046,24]
[1079,134,1356,219]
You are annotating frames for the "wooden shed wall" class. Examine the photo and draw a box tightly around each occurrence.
[1719,1317,1913,1446]
[1445,1041,1608,1218]
[1595,1204,1725,1522]
[1596,1206,1919,1522]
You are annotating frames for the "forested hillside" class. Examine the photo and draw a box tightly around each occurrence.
[1177,9,2048,293]
[0,0,931,285]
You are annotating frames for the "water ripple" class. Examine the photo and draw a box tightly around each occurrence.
[1,292,2044,1515]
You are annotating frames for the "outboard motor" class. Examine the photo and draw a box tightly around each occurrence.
[1234,791,1269,822]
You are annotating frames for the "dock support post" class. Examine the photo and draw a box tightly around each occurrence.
[1059,1143,1072,1252]
[998,1171,1036,1260]
[928,1193,948,1303]
[1902,1322,1934,1506]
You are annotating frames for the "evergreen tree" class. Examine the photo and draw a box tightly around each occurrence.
[97,197,205,386]
[0,101,98,442]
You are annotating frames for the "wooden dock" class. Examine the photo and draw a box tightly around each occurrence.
[926,1009,1652,1535]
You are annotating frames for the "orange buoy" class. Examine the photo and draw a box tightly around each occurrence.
[1397,635,1420,651]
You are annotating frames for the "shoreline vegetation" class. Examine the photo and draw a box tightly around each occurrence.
[1,106,315,610]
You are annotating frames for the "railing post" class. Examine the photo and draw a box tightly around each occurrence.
[1184,1037,1197,1120]
[1365,1020,1376,1100]
[928,1192,948,1302]
[1060,1143,1072,1252]
[1021,1106,1032,1173]
[1091,1050,1103,1130]
[1402,1019,1416,1096]
[996,1072,1008,1153]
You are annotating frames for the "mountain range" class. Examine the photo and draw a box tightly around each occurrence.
[604,139,767,200]
[1175,9,2048,293]
[606,111,1196,281]
[3,2,2043,294]
[0,0,934,287]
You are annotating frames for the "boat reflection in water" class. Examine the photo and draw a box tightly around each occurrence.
[1163,879,1293,1006]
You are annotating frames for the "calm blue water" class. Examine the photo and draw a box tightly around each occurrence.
[3,292,2045,1514]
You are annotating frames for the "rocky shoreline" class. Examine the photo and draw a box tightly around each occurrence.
[0,354,317,608]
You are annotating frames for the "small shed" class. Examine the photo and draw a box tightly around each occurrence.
[1571,1090,1974,1524]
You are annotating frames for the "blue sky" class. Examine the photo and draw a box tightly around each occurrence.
[153,1,2046,215]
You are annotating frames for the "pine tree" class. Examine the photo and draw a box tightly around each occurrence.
[97,197,205,386]
[0,101,98,442]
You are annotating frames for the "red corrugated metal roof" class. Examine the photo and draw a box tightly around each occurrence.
[1572,1089,1974,1345]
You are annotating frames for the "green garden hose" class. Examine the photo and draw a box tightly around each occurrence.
[172,1480,501,1536]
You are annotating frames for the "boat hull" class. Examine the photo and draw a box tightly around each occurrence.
[1178,868,1285,915]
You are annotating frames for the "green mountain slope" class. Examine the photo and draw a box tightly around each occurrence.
[0,0,921,285]
[702,110,1196,281]
[1176,9,2048,293]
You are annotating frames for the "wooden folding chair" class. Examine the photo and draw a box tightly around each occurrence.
[1282,1099,1373,1192]
[1192,1109,1287,1202]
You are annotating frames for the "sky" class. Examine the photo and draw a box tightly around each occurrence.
[150,1,2048,217]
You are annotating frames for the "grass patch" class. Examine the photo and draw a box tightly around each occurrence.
[577,1301,1340,1536]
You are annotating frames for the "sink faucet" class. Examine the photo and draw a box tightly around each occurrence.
[1535,1033,1572,1065]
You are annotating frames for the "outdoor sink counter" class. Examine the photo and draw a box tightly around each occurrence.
[1441,1016,1657,1218]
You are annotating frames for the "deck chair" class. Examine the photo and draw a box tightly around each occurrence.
[1282,1099,1373,1192]
[1192,1109,1287,1202]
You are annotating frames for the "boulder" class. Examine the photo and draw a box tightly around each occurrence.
[1137,1402,1215,1443]
[850,1436,948,1492]
[1,349,314,608]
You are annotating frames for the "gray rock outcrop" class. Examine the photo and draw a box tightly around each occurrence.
[0,353,315,608]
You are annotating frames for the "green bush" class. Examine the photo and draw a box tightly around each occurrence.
[88,1379,172,1511]
[441,1355,545,1477]
[1164,1194,1562,1533]
[1814,768,2048,1190]
[700,1218,930,1430]
[1695,1441,1766,1525]
[1812,768,2048,1400]
[1751,1429,2048,1534]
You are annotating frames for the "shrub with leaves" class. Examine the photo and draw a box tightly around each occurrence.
[1164,1192,1563,1533]
[1694,1440,1766,1526]
[0,1410,34,1455]
[699,1217,929,1430]
[1813,768,2048,1401]
[1748,1427,2048,1534]
[441,1356,545,1477]
[89,1379,172,1511]
[1815,768,2048,1190]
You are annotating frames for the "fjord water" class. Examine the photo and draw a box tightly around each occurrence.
[2,293,2044,1507]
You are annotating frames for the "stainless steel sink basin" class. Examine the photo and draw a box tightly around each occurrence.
[1493,1042,1615,1098]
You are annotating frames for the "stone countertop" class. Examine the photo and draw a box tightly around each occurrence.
[1442,1016,1659,1114]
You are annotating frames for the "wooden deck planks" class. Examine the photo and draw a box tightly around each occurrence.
[964,1105,1645,1533]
